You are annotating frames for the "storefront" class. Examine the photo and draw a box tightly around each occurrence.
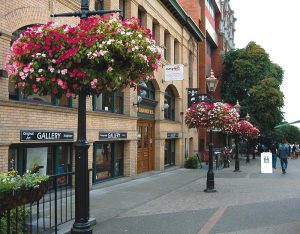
[93,131,126,183]
[164,132,178,167]
[9,130,74,179]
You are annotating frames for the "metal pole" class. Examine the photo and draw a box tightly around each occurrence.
[246,140,250,163]
[72,92,92,234]
[234,135,240,172]
[204,129,216,192]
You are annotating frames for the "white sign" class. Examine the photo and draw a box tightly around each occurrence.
[261,152,272,173]
[165,64,184,81]
[26,147,48,175]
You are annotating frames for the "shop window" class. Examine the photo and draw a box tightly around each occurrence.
[8,144,72,179]
[93,90,123,114]
[93,142,124,182]
[164,86,175,121]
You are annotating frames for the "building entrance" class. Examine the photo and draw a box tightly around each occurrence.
[137,120,155,173]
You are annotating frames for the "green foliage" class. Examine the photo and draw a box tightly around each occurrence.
[270,125,300,143]
[184,155,199,169]
[221,41,284,136]
[0,207,30,234]
[0,171,49,194]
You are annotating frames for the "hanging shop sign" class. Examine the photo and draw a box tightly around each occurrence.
[187,88,209,108]
[138,107,155,116]
[165,64,184,81]
[20,130,74,142]
[167,132,179,139]
[99,132,127,139]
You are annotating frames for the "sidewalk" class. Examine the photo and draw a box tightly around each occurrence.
[61,157,300,234]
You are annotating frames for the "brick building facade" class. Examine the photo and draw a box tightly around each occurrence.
[0,0,204,183]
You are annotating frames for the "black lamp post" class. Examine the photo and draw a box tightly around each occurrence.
[234,100,241,172]
[233,101,250,171]
[51,1,120,233]
[245,113,251,163]
[204,70,218,193]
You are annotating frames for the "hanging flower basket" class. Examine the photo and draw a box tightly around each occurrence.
[231,120,260,139]
[5,16,161,98]
[185,102,239,133]
[0,171,49,211]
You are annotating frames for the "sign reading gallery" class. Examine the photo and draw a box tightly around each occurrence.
[20,130,74,142]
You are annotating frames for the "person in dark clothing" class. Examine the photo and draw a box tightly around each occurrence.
[270,142,278,169]
[279,141,289,174]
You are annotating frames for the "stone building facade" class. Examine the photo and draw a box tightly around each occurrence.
[0,0,204,183]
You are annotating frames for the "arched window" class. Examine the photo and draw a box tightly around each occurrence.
[164,86,175,121]
[138,81,155,100]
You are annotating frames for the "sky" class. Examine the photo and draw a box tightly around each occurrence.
[230,0,299,124]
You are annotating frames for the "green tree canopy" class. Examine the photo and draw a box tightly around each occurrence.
[221,41,284,137]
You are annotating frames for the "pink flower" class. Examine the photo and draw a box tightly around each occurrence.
[107,66,113,72]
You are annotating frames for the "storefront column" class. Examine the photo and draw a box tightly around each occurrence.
[175,138,184,166]
[0,145,10,172]
[155,137,165,171]
[0,32,11,101]
[124,140,137,177]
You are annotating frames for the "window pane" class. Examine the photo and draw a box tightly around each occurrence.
[144,126,148,148]
[95,143,112,180]
[95,91,112,112]
[115,91,123,114]
[138,126,142,148]
[115,142,124,177]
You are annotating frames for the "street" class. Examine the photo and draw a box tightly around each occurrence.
[81,157,300,234]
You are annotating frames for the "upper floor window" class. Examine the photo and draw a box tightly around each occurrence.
[164,31,171,61]
[189,52,194,88]
[95,0,104,10]
[174,39,180,64]
[138,81,155,100]
[93,90,124,114]
[119,0,125,19]
[206,41,212,57]
[205,0,215,20]
[138,7,146,26]
[164,86,175,121]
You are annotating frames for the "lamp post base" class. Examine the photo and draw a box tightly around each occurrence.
[204,188,216,193]
[233,169,241,172]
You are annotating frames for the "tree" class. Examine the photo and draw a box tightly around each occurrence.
[221,41,284,138]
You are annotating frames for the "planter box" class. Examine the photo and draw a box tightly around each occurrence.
[0,181,49,211]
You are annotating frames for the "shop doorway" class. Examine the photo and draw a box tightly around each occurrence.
[165,139,175,167]
[137,120,155,173]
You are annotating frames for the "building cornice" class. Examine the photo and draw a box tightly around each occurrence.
[160,0,205,42]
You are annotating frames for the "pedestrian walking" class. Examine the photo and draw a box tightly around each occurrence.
[270,142,278,169]
[278,141,289,174]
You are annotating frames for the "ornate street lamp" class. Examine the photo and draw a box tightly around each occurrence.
[245,113,251,163]
[234,100,241,172]
[51,1,120,233]
[204,69,218,193]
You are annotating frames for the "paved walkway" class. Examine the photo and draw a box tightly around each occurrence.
[62,156,300,234]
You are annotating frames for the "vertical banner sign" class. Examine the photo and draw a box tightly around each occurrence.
[165,64,184,81]
[26,147,48,176]
[261,152,272,173]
